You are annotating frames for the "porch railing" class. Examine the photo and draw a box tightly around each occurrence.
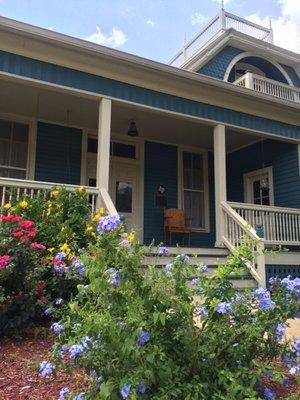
[169,11,272,67]
[221,201,265,287]
[228,202,300,246]
[234,72,300,103]
[0,177,99,214]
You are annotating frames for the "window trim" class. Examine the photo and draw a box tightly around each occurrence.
[178,147,210,232]
[243,166,274,206]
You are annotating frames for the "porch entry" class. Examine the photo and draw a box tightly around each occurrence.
[86,138,140,232]
[244,167,274,206]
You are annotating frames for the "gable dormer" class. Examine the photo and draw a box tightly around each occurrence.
[169,9,300,102]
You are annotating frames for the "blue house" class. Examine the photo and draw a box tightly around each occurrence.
[0,8,299,287]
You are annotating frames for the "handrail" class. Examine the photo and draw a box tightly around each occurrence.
[221,201,265,287]
[228,201,300,215]
[99,187,118,216]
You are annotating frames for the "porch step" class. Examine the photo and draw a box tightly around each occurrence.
[142,247,257,289]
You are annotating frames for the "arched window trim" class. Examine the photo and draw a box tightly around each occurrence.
[224,52,294,86]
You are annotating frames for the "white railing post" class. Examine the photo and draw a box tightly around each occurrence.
[220,8,226,30]
[214,124,227,247]
[96,98,112,209]
[256,241,266,287]
[245,72,254,89]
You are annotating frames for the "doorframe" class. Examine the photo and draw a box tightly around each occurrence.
[243,166,274,205]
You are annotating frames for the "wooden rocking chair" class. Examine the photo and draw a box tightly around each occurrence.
[164,208,192,246]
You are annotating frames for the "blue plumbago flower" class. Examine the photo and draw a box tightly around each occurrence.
[54,263,67,274]
[39,361,54,377]
[81,336,92,350]
[105,268,122,287]
[137,384,147,394]
[200,265,208,273]
[280,277,300,292]
[276,323,285,341]
[72,260,85,277]
[97,215,121,234]
[233,293,243,302]
[44,307,52,316]
[292,338,300,357]
[60,344,69,357]
[164,263,173,275]
[69,344,85,359]
[55,298,63,306]
[136,331,151,347]
[289,365,300,375]
[191,277,199,286]
[50,322,64,334]
[157,246,169,256]
[72,393,85,400]
[254,288,275,311]
[264,387,276,400]
[120,384,131,399]
[59,387,70,400]
[195,307,208,317]
[55,252,66,261]
[216,301,232,314]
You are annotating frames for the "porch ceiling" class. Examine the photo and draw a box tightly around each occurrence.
[0,77,265,152]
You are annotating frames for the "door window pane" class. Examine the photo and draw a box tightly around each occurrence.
[184,191,205,229]
[116,181,132,213]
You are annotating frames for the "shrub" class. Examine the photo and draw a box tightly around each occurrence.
[0,188,96,333]
[50,217,300,400]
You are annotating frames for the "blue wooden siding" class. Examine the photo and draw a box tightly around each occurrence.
[198,45,299,87]
[35,122,82,184]
[227,140,300,208]
[143,142,215,247]
[0,50,299,141]
[197,46,242,80]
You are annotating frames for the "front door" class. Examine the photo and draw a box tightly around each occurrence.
[109,161,139,232]
[244,167,274,206]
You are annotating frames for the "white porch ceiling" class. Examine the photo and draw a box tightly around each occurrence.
[0,77,265,152]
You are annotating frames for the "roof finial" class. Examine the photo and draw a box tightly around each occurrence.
[268,16,272,29]
[221,0,225,10]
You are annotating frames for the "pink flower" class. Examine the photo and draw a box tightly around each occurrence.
[21,220,35,230]
[0,255,11,269]
[30,242,46,251]
[12,229,23,237]
[0,215,21,223]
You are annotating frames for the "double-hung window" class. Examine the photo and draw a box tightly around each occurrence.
[0,119,29,179]
[182,151,207,230]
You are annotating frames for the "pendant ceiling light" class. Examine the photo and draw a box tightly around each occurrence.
[127,120,139,137]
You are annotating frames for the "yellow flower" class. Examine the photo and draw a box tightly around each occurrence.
[46,204,52,217]
[60,243,71,254]
[19,200,29,209]
[127,232,135,242]
[86,224,94,233]
[51,189,60,197]
[78,186,86,195]
[3,203,11,210]
[99,208,106,216]
[48,247,55,254]
[92,214,101,223]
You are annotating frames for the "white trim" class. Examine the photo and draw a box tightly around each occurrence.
[224,52,294,86]
[178,146,210,232]
[0,72,299,145]
[243,166,274,205]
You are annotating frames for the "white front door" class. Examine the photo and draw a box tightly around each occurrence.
[109,161,139,232]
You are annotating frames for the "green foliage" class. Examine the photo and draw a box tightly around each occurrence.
[53,226,299,399]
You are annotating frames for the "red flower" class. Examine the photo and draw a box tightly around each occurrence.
[0,215,21,223]
[30,242,46,251]
[21,220,35,230]
[37,281,46,291]
[0,255,11,269]
[27,230,37,238]
[12,229,23,237]
[38,296,47,304]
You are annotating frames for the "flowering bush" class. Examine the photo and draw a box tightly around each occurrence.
[0,188,95,333]
[47,216,299,399]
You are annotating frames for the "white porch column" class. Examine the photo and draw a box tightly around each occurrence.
[96,98,112,208]
[214,124,227,247]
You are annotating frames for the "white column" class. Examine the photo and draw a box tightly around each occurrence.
[214,124,227,247]
[96,98,112,207]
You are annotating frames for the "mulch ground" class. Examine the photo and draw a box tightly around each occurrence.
[0,328,299,400]
[0,328,88,400]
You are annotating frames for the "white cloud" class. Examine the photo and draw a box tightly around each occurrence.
[85,26,127,48]
[146,19,155,27]
[190,12,207,26]
[246,0,300,53]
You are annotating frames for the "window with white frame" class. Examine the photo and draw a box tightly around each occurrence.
[0,119,29,179]
[182,151,206,229]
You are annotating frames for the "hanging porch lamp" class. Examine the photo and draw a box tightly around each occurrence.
[127,120,139,137]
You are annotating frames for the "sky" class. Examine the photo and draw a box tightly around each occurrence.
[0,0,299,63]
